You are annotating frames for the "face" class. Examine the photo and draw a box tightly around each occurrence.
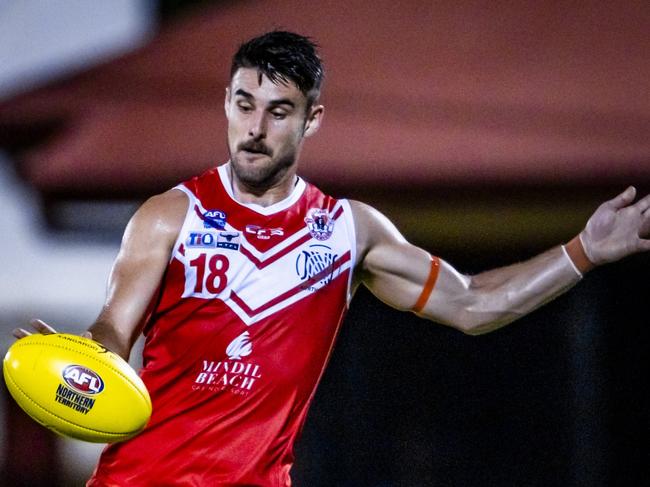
[225,68,323,189]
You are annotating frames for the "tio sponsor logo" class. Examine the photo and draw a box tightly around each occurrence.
[62,365,104,395]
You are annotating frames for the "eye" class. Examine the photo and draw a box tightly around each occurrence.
[237,102,253,113]
[271,110,287,120]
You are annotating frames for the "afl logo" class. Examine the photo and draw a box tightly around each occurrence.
[203,209,227,229]
[62,365,105,395]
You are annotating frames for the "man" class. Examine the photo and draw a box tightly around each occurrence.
[15,31,650,486]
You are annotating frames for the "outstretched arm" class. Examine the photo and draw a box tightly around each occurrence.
[352,187,650,335]
[14,189,187,360]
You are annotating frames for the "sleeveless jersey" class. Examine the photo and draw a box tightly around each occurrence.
[88,164,356,486]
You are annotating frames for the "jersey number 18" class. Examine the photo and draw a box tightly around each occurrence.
[189,253,230,294]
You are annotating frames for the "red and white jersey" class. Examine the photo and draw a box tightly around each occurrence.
[88,164,356,486]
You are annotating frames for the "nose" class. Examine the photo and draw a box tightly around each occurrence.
[248,110,267,140]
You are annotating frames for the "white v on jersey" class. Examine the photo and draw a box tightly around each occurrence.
[172,167,355,324]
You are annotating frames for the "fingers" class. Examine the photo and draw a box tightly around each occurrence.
[637,239,650,253]
[606,186,636,210]
[640,209,650,236]
[12,328,31,339]
[12,320,58,340]
[634,193,650,214]
[30,319,57,335]
[11,321,91,342]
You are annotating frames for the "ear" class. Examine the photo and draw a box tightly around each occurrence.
[224,87,231,119]
[303,104,324,138]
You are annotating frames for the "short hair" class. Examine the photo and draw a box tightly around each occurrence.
[230,31,324,104]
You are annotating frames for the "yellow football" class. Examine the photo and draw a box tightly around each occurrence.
[3,333,151,443]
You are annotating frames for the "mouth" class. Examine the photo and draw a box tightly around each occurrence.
[239,141,270,157]
[239,147,271,161]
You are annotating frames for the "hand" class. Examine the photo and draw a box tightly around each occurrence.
[13,319,93,340]
[580,186,650,265]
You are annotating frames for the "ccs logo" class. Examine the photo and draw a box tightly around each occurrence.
[62,365,105,395]
[245,224,284,240]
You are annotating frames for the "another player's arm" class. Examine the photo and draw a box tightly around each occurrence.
[87,190,187,360]
[351,187,650,335]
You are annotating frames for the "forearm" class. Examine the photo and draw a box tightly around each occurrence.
[356,187,649,336]
[87,311,140,361]
[444,243,585,335]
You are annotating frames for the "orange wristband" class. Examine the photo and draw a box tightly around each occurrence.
[564,235,595,275]
[413,256,440,313]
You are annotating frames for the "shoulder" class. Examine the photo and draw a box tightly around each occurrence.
[348,200,408,261]
[349,200,405,239]
[124,189,189,248]
[348,200,390,224]
[137,189,188,224]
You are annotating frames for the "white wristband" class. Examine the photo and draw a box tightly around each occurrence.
[561,244,583,278]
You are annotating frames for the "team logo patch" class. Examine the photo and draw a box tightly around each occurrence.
[203,209,227,229]
[245,224,284,240]
[304,208,334,241]
[295,244,339,291]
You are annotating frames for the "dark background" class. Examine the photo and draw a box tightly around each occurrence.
[296,255,650,487]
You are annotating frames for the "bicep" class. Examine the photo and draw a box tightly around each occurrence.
[89,191,186,358]
[354,201,473,329]
[361,238,431,310]
[362,238,473,327]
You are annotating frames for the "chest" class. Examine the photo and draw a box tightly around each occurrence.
[172,201,353,322]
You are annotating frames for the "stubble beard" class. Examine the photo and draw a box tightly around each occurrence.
[228,148,297,193]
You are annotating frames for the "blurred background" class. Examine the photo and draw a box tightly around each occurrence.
[0,1,649,485]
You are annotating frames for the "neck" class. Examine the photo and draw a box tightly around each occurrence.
[226,162,298,207]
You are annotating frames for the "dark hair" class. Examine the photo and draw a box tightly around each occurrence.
[230,31,324,104]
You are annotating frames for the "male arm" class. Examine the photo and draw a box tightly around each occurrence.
[352,187,650,335]
[14,189,188,360]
